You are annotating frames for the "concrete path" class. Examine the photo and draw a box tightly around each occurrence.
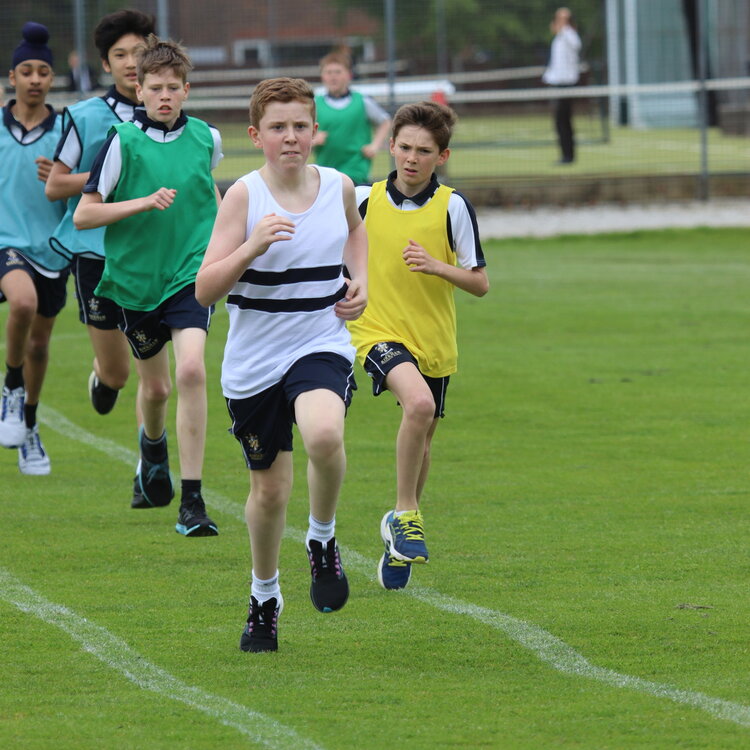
[475,198,750,239]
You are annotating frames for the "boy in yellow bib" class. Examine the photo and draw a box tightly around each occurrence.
[348,101,489,589]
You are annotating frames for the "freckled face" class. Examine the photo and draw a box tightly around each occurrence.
[249,100,317,168]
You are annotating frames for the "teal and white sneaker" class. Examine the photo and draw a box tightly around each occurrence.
[18,426,50,475]
[0,386,26,448]
[380,510,429,564]
[175,492,218,537]
[377,543,412,590]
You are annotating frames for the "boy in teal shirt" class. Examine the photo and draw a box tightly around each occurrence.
[45,9,155,423]
[0,22,66,474]
[74,35,222,537]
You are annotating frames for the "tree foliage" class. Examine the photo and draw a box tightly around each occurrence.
[333,0,605,72]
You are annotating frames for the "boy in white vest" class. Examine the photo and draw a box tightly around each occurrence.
[348,101,489,591]
[74,36,222,537]
[0,22,66,474]
[196,77,368,653]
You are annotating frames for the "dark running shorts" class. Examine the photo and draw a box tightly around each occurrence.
[0,247,69,318]
[226,352,356,470]
[119,283,213,360]
[363,341,449,418]
[72,255,122,330]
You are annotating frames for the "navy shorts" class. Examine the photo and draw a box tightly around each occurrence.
[0,247,69,318]
[72,255,122,330]
[119,283,213,360]
[226,352,356,470]
[363,341,449,418]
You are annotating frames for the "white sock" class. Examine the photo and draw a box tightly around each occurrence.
[306,514,335,548]
[251,570,280,604]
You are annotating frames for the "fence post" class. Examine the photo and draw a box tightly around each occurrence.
[696,0,709,201]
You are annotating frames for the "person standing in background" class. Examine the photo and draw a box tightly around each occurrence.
[542,7,581,164]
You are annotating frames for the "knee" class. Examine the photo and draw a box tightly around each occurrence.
[175,357,206,391]
[403,393,436,429]
[10,297,36,325]
[305,422,344,463]
[249,479,291,515]
[140,376,171,403]
[26,335,49,364]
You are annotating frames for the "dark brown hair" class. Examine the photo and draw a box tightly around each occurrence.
[392,100,457,152]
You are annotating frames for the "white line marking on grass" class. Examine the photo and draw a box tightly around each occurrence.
[0,569,323,750]
[39,405,750,731]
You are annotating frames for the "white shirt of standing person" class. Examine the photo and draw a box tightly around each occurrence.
[543,24,581,86]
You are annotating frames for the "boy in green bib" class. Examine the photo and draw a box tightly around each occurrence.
[74,36,222,537]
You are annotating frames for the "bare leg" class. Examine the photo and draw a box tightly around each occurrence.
[23,314,56,406]
[384,362,436,511]
[87,326,130,390]
[171,328,207,480]
[1,269,36,370]
[134,347,171,440]
[245,452,294,579]
[294,388,346,523]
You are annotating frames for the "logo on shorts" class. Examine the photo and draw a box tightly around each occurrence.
[243,433,265,460]
[376,342,401,365]
[133,329,159,354]
[5,249,24,267]
[87,297,106,323]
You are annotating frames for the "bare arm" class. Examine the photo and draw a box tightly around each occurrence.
[73,188,177,230]
[402,239,489,297]
[362,117,392,160]
[195,181,294,307]
[335,177,368,320]
[45,160,89,201]
[35,157,54,183]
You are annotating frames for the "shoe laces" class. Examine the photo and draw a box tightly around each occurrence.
[21,428,44,459]
[308,540,343,579]
[393,512,425,541]
[182,492,207,518]
[2,387,24,420]
[249,598,279,637]
[143,458,169,483]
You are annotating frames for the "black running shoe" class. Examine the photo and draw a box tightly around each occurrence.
[307,538,349,613]
[240,595,283,653]
[175,492,218,537]
[137,427,174,507]
[130,474,151,509]
[88,371,119,415]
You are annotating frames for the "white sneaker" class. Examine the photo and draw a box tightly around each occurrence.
[0,386,26,448]
[18,426,51,475]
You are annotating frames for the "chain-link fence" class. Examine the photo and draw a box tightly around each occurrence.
[3,0,749,205]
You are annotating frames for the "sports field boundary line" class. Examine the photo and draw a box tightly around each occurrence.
[0,567,323,749]
[36,404,750,731]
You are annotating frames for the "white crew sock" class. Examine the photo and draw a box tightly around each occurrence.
[251,570,280,604]
[305,514,335,548]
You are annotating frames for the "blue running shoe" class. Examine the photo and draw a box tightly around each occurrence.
[137,427,174,507]
[381,510,429,563]
[175,492,218,537]
[307,538,349,612]
[240,595,283,653]
[377,543,412,590]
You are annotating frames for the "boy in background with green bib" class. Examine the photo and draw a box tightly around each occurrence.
[313,50,391,185]
[74,36,222,538]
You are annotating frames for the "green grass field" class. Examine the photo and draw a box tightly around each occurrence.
[2,227,750,749]
[212,114,750,184]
